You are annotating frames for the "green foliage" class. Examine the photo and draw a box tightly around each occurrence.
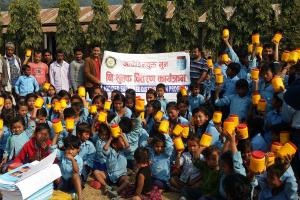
[136,0,167,53]
[0,13,3,51]
[86,0,111,49]
[113,0,136,53]
[203,0,227,54]
[165,0,199,52]
[279,0,300,49]
[56,0,84,59]
[229,0,275,48]
[7,0,43,51]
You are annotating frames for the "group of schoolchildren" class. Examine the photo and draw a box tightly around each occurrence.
[0,35,299,200]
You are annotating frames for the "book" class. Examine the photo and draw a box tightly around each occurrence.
[0,150,61,200]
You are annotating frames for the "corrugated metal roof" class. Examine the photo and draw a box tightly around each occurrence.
[0,2,281,33]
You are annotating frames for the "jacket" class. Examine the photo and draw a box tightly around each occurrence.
[84,57,101,88]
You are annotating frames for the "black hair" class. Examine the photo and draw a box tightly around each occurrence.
[92,95,106,105]
[34,49,42,55]
[119,117,133,133]
[16,101,28,111]
[263,43,273,49]
[261,63,276,75]
[56,49,64,55]
[237,139,252,154]
[125,95,135,106]
[11,116,25,129]
[187,135,200,143]
[70,95,83,106]
[220,151,234,172]
[134,147,150,164]
[1,109,15,127]
[63,107,76,119]
[37,108,48,117]
[57,90,71,99]
[125,88,136,99]
[22,64,30,72]
[74,47,83,54]
[76,122,91,136]
[267,161,286,178]
[192,106,212,120]
[227,62,241,75]
[91,44,101,50]
[25,93,37,102]
[156,83,166,91]
[247,116,265,138]
[43,49,52,55]
[189,82,200,91]
[107,112,117,124]
[152,132,166,147]
[272,93,283,107]
[63,135,81,149]
[113,93,126,108]
[202,145,220,160]
[146,88,157,97]
[177,97,189,107]
[235,79,249,90]
[166,101,177,111]
[147,100,161,112]
[98,123,111,136]
[176,91,188,102]
[35,123,51,135]
[223,173,251,200]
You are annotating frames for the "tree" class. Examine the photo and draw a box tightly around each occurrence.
[86,0,111,49]
[7,0,43,51]
[164,0,199,52]
[229,0,275,48]
[136,0,167,53]
[0,13,3,51]
[113,0,136,53]
[202,0,227,54]
[279,0,300,49]
[56,0,84,59]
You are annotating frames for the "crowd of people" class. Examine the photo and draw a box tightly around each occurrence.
[0,31,299,200]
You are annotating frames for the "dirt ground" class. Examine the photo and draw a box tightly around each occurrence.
[82,184,180,200]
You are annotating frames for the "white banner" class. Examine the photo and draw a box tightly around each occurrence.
[101,51,190,100]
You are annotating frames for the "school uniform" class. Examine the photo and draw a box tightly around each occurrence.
[4,121,35,161]
[258,167,298,200]
[138,128,149,148]
[14,75,39,96]
[251,133,268,152]
[258,79,275,112]
[148,134,173,185]
[79,140,96,182]
[180,110,192,122]
[215,94,251,122]
[109,107,132,125]
[188,94,205,112]
[0,126,11,161]
[158,97,168,112]
[223,75,239,97]
[104,148,127,183]
[196,120,222,148]
[124,117,142,161]
[264,110,283,144]
[94,139,108,171]
[179,152,201,183]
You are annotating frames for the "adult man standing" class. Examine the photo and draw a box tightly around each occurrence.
[43,49,53,67]
[190,47,208,85]
[49,50,70,92]
[28,50,49,86]
[0,42,21,92]
[84,45,101,97]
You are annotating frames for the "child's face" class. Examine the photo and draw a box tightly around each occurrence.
[99,131,110,141]
[62,96,70,104]
[79,132,90,142]
[25,67,31,76]
[4,99,13,110]
[167,108,179,121]
[113,137,126,150]
[65,147,80,157]
[206,151,219,169]
[37,115,47,123]
[193,111,209,127]
[125,98,134,109]
[146,94,155,103]
[114,100,123,112]
[111,92,117,100]
[177,103,188,115]
[93,88,102,98]
[18,106,28,117]
[27,97,35,110]
[146,105,154,116]
[226,68,234,77]
[267,173,282,189]
[156,88,165,98]
[236,87,248,97]
[191,87,200,96]
[187,140,199,155]
[48,86,56,96]
[35,129,49,146]
[241,149,251,168]
[94,99,104,111]
[263,69,273,82]
[12,121,24,135]
[154,141,164,154]
[71,99,82,114]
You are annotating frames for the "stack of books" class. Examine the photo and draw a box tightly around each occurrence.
[0,150,61,200]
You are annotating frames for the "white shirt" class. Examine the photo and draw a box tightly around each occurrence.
[49,61,70,92]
